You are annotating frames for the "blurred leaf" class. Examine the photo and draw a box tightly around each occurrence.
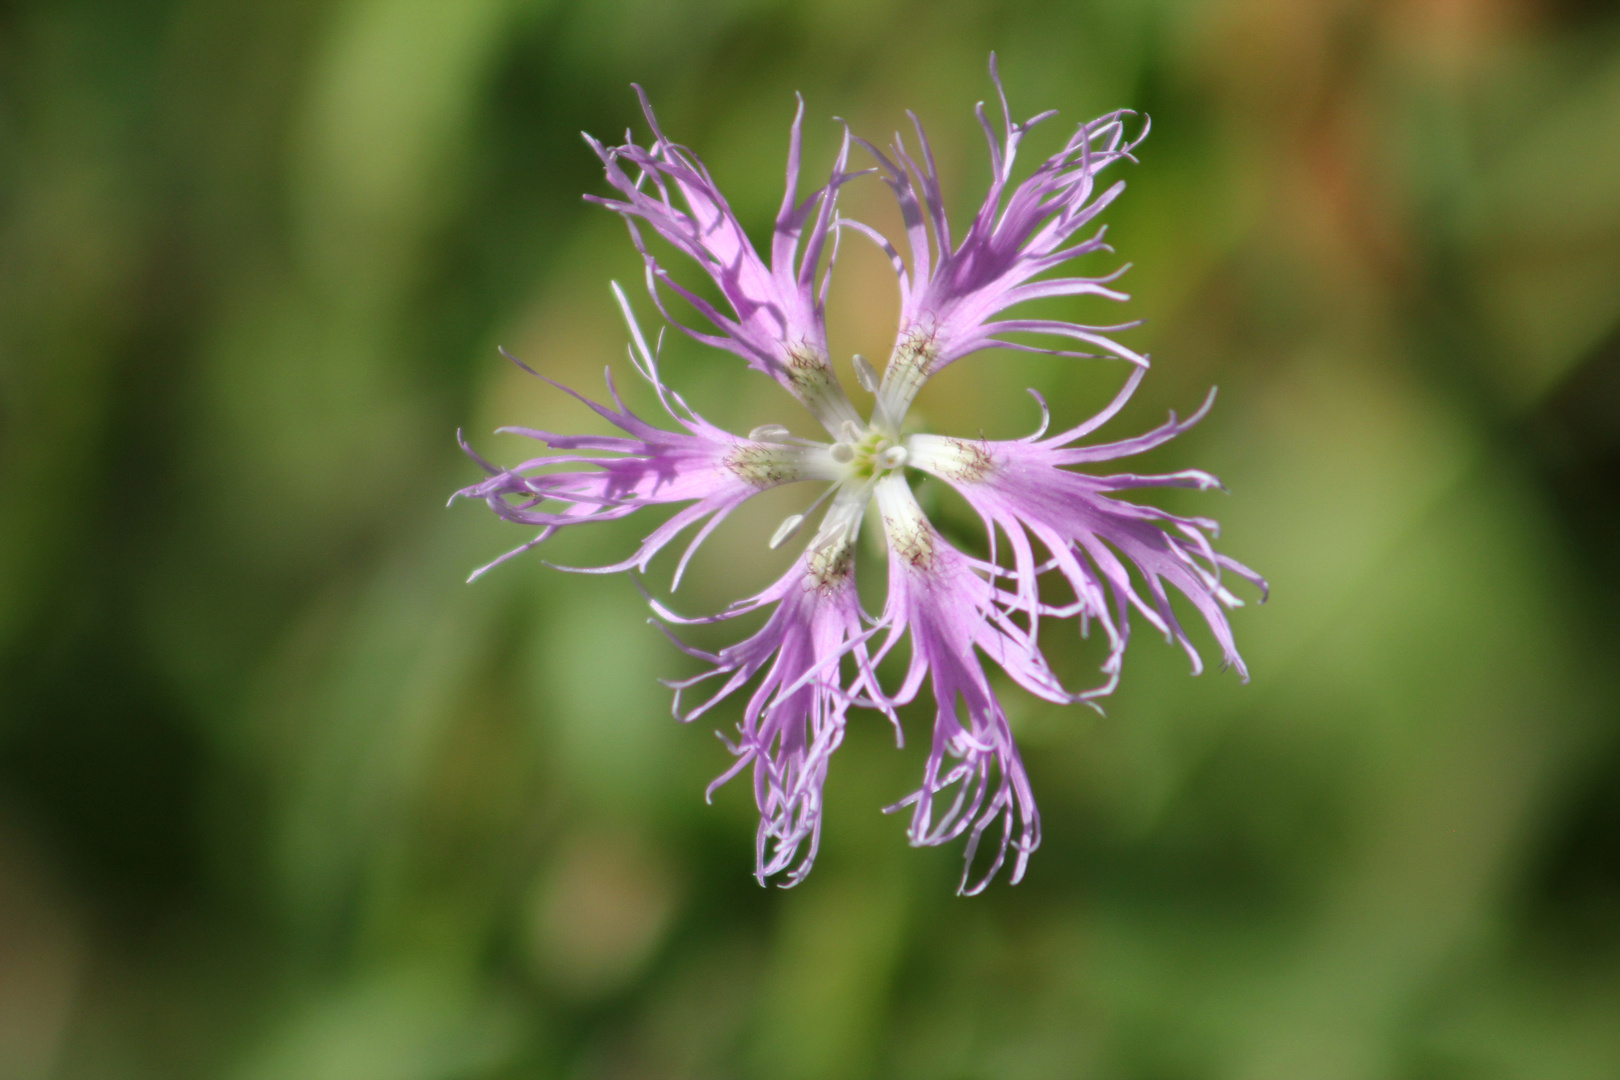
[231,968,520,1080]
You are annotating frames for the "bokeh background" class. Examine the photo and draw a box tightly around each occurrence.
[5,0,1620,1077]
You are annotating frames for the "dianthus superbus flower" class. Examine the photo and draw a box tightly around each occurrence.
[457,61,1265,894]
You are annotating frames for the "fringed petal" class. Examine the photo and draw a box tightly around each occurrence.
[905,376,1266,691]
[656,491,890,886]
[456,289,836,583]
[851,54,1150,426]
[871,476,1065,893]
[586,89,864,433]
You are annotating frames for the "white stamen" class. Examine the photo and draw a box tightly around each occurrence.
[876,444,909,470]
[840,420,863,443]
[852,353,879,394]
[768,513,806,550]
[829,442,855,463]
[748,424,791,442]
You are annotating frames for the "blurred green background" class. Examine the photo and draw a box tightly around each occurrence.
[4,0,1620,1077]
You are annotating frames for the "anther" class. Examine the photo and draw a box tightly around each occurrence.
[840,420,863,443]
[768,513,806,550]
[852,354,879,394]
[748,424,792,442]
[829,443,855,464]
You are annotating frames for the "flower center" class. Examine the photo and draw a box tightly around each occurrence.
[828,422,909,478]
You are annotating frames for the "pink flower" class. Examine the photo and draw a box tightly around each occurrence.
[459,65,1265,892]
